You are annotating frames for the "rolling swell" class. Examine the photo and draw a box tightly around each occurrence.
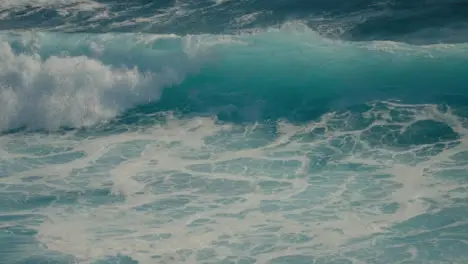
[1,0,468,44]
[0,25,467,133]
[155,27,468,123]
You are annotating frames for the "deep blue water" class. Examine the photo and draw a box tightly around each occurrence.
[1,1,468,263]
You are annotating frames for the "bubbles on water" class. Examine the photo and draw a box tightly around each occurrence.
[1,101,468,263]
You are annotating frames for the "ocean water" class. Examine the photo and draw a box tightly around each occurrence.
[1,1,468,263]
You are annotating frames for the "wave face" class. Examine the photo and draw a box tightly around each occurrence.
[1,1,468,264]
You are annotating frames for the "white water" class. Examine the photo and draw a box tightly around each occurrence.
[1,101,468,263]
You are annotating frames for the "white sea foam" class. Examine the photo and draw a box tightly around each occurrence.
[1,101,467,263]
[0,32,215,131]
[0,0,104,11]
[0,41,179,131]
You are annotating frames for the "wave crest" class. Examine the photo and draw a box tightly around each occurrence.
[0,27,467,132]
[0,41,185,131]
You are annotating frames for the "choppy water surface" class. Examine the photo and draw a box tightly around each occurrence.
[1,0,468,263]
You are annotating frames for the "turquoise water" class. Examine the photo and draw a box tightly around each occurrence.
[1,1,468,264]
